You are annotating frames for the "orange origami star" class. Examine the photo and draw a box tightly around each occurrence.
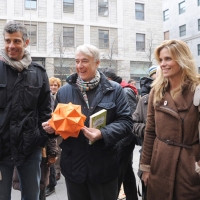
[48,102,86,139]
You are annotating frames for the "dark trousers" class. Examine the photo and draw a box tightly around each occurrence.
[65,177,118,200]
[118,140,138,200]
[48,165,57,188]
[39,186,46,200]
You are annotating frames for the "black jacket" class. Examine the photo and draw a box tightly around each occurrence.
[0,61,52,166]
[56,72,133,184]
[140,77,153,97]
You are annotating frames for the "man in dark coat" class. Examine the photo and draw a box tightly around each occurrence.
[42,44,133,200]
[0,21,52,200]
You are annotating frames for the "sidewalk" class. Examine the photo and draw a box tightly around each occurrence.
[11,145,142,200]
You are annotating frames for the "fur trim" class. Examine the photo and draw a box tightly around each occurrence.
[140,164,151,172]
[195,162,200,174]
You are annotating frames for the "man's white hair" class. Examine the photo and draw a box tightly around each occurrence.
[76,44,100,62]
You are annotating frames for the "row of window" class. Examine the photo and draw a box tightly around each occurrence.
[25,0,145,19]
[24,23,146,51]
[24,0,108,16]
[164,19,200,39]
[163,0,200,21]
[163,1,186,21]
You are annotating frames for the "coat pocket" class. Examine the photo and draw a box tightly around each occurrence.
[60,146,72,176]
[22,127,40,156]
[0,84,7,108]
[97,102,116,123]
[23,86,41,109]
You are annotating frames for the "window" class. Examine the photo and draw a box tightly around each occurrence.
[164,31,169,40]
[63,27,74,47]
[135,3,144,20]
[179,24,186,37]
[136,33,145,51]
[24,24,37,46]
[163,9,169,21]
[32,58,45,67]
[198,0,200,6]
[179,1,185,14]
[198,44,200,55]
[98,0,108,16]
[98,30,109,49]
[25,0,37,9]
[198,19,200,31]
[63,0,74,13]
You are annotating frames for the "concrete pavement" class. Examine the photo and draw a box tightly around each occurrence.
[11,145,142,200]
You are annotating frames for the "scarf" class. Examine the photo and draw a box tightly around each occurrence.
[0,49,32,72]
[76,70,100,108]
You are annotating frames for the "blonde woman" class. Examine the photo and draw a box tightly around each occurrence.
[140,39,200,199]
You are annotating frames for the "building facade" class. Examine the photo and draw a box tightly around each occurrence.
[0,0,163,85]
[163,0,200,70]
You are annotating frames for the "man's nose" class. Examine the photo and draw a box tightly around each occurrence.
[8,42,15,48]
[77,62,83,67]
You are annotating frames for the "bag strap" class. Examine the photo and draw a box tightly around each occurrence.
[138,174,147,199]
[193,84,200,143]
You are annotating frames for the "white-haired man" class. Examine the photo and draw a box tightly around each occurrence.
[42,44,133,200]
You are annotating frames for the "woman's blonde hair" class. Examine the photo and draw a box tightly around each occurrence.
[49,77,61,88]
[152,39,200,105]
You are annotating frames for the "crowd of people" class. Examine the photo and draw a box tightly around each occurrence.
[0,20,200,200]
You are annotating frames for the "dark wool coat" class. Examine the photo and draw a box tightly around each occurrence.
[141,85,200,200]
[57,72,133,184]
[0,61,52,166]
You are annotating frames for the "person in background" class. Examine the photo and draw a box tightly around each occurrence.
[132,65,158,147]
[141,39,200,199]
[132,66,158,199]
[128,79,137,88]
[46,77,62,197]
[42,44,133,200]
[0,21,52,200]
[103,68,138,200]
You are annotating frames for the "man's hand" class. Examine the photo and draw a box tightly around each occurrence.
[142,171,150,186]
[47,155,58,167]
[42,121,55,134]
[81,126,102,143]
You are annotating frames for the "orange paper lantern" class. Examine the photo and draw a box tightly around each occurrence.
[48,102,86,139]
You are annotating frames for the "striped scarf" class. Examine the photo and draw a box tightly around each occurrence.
[76,71,100,108]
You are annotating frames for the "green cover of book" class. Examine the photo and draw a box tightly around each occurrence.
[89,109,107,129]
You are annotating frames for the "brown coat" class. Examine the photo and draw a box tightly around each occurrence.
[140,85,200,200]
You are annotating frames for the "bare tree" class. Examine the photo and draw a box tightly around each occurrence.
[145,29,159,68]
[100,36,127,74]
[46,30,75,85]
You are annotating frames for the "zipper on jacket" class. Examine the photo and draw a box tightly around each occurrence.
[159,106,180,119]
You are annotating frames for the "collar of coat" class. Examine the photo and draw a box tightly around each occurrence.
[158,81,194,112]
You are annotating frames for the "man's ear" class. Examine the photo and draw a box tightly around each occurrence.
[96,60,100,68]
[24,39,30,47]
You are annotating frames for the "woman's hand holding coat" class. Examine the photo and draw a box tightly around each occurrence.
[142,171,150,186]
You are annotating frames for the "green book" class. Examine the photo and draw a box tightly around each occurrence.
[89,109,107,129]
[89,109,107,144]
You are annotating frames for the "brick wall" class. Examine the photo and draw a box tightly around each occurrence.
[38,0,47,18]
[38,22,47,53]
[76,25,84,46]
[14,0,23,16]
